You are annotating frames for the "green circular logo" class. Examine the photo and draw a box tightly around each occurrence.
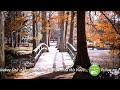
[89,64,101,76]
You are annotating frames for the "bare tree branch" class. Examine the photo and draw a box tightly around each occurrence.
[88,11,100,36]
[100,11,120,35]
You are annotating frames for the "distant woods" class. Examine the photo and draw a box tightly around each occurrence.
[0,11,120,79]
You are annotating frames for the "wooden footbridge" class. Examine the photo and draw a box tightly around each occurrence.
[6,41,77,79]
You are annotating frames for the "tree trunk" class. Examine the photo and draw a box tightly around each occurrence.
[35,11,39,47]
[17,30,20,47]
[73,11,91,69]
[59,11,65,52]
[32,11,37,50]
[48,12,51,47]
[41,11,47,45]
[65,11,69,50]
[56,30,60,48]
[36,22,39,46]
[14,32,17,47]
[69,11,75,45]
[0,11,5,79]
[48,30,50,47]
[10,33,13,47]
[6,35,9,44]
[56,12,60,49]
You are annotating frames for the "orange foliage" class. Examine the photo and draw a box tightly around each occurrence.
[86,11,120,48]
[5,13,28,34]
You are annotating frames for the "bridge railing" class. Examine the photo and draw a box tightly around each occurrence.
[66,42,77,60]
[32,43,49,62]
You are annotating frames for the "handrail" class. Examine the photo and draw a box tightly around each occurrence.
[32,43,49,62]
[66,42,77,60]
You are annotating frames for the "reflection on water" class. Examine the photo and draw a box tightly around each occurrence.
[72,45,119,69]
[88,49,120,69]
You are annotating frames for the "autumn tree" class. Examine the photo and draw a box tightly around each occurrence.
[85,11,120,57]
[0,11,5,79]
[69,11,75,45]
[59,11,65,52]
[100,11,120,50]
[14,12,23,47]
[73,11,91,69]
[47,11,51,47]
[64,11,69,50]
[86,11,120,51]
[41,11,47,45]
[32,11,37,49]
[5,11,28,47]
[5,11,16,47]
[35,11,40,46]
